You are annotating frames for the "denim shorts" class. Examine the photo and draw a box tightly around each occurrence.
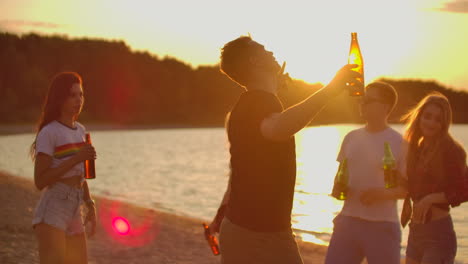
[406,216,457,264]
[325,214,402,264]
[32,182,85,235]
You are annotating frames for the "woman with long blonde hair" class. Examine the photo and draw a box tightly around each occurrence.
[401,92,466,264]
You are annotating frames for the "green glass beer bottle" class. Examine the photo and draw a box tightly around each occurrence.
[383,142,396,188]
[331,159,349,200]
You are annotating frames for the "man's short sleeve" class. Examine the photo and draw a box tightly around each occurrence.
[235,92,283,138]
[337,133,350,162]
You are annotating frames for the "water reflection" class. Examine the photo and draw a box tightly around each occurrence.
[293,125,355,244]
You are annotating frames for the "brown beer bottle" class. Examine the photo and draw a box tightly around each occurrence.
[348,32,365,96]
[331,159,349,200]
[202,223,220,256]
[84,133,96,179]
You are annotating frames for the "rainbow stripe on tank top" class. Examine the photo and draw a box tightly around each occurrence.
[54,142,86,159]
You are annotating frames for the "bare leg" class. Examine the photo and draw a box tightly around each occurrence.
[35,223,66,264]
[65,233,88,264]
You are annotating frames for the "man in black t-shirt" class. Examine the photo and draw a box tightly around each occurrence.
[209,36,361,264]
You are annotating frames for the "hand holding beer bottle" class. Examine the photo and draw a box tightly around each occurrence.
[348,32,365,96]
[202,223,220,256]
[331,159,349,200]
[84,133,96,179]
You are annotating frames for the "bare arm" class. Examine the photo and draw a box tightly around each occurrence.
[219,184,231,206]
[360,169,408,206]
[34,145,96,190]
[411,192,449,223]
[360,185,408,206]
[412,145,466,223]
[34,153,81,190]
[379,186,407,200]
[209,177,231,234]
[420,192,448,204]
[261,64,361,141]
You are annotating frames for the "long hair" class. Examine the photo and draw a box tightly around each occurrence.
[401,92,453,169]
[30,72,83,160]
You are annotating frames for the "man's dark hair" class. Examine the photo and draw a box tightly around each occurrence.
[366,81,398,113]
[220,36,254,87]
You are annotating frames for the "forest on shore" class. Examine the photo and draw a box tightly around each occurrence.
[1,32,467,126]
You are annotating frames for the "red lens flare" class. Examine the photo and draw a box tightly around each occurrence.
[112,217,130,235]
[98,199,160,247]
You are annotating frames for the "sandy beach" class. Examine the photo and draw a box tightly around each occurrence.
[0,171,328,264]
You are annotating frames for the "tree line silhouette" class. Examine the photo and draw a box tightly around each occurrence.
[1,32,467,126]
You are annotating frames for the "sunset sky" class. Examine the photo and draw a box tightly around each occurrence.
[1,0,468,91]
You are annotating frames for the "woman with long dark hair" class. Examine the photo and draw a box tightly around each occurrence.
[31,72,97,264]
[402,92,467,264]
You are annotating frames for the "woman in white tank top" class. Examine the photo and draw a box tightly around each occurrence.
[30,72,97,264]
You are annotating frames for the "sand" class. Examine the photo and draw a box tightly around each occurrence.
[0,171,327,264]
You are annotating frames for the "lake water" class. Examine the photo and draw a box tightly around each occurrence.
[1,124,467,263]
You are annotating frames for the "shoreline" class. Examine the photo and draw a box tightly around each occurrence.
[0,171,328,264]
[0,122,434,136]
[0,124,224,135]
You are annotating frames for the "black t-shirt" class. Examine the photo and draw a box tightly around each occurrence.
[226,90,296,232]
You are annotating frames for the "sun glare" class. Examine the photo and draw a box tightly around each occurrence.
[293,126,352,243]
[252,0,424,85]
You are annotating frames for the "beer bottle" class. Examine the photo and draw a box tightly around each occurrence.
[202,223,220,256]
[383,142,396,188]
[84,133,96,179]
[348,32,365,96]
[331,159,349,200]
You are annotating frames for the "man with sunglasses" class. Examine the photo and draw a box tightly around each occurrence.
[325,82,407,264]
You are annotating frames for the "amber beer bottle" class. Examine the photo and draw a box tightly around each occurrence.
[348,32,365,96]
[84,133,96,179]
[331,159,349,200]
[202,223,220,256]
[383,142,396,188]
